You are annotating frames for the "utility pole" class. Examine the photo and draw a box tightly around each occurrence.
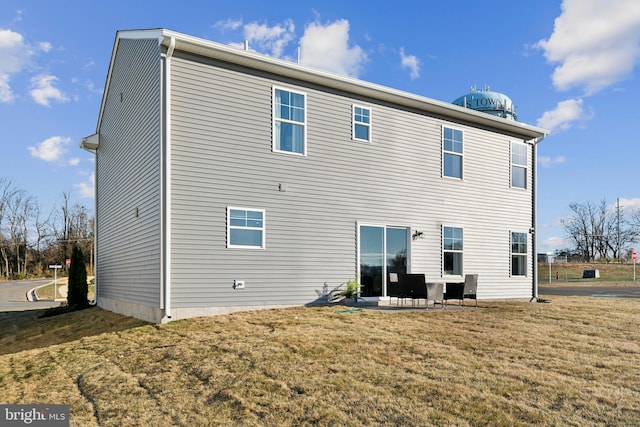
[617,198,621,262]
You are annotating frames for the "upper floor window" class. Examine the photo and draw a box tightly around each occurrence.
[511,232,527,276]
[227,207,265,249]
[443,226,463,276]
[353,105,371,142]
[443,127,463,179]
[511,142,527,189]
[273,87,306,155]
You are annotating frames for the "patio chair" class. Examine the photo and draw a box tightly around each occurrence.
[426,281,444,309]
[405,274,427,307]
[388,272,400,301]
[461,274,478,307]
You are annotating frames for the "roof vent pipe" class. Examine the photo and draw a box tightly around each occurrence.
[244,40,249,51]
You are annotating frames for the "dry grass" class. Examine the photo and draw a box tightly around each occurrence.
[1,296,640,426]
[539,262,639,282]
[35,278,95,301]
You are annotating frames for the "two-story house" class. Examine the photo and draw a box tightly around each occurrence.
[81,29,547,323]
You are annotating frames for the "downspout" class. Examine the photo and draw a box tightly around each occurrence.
[531,135,546,302]
[161,36,176,320]
[80,143,98,306]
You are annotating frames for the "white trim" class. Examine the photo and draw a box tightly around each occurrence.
[441,125,464,180]
[160,36,176,320]
[352,104,372,142]
[272,86,307,156]
[510,140,528,190]
[442,225,464,278]
[510,230,528,277]
[96,29,548,140]
[357,223,411,298]
[227,207,266,249]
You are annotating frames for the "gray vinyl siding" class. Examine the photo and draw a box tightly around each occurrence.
[96,38,161,307]
[168,52,535,308]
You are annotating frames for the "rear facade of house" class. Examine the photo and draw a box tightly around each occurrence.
[83,29,547,323]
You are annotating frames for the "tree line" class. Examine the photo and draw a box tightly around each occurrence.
[0,178,93,280]
[560,199,640,262]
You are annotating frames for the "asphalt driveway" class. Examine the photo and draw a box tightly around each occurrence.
[539,284,640,299]
[0,279,61,311]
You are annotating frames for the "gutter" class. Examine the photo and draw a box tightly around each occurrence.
[80,136,98,306]
[109,29,547,141]
[530,134,547,301]
[160,36,176,321]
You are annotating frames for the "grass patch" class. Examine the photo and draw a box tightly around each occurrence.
[539,262,640,282]
[1,297,640,425]
[35,278,95,301]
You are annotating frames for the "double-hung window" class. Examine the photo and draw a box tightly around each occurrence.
[511,232,527,276]
[353,105,371,142]
[443,226,463,276]
[273,87,306,155]
[227,207,265,249]
[443,127,463,179]
[511,142,527,189]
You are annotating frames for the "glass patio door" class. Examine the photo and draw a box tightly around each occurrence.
[359,225,408,297]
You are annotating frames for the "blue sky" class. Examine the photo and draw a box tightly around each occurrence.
[1,0,639,253]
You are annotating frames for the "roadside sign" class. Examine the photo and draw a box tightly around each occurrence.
[633,251,637,261]
[49,265,62,301]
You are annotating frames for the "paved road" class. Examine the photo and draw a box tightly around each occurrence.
[0,279,62,312]
[539,284,640,299]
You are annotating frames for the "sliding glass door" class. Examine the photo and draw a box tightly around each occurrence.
[359,225,408,297]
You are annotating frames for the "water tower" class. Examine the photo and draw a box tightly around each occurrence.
[452,85,517,121]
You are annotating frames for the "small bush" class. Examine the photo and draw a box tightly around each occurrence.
[341,278,359,299]
[67,246,89,308]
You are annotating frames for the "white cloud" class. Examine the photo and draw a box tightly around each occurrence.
[84,80,102,94]
[299,19,367,77]
[68,157,80,166]
[28,136,71,162]
[29,74,68,106]
[616,198,640,215]
[214,18,243,32]
[540,236,568,253]
[536,98,591,132]
[538,155,567,168]
[38,41,52,52]
[76,172,95,199]
[0,28,34,102]
[0,75,13,103]
[243,19,295,58]
[399,47,420,80]
[535,0,640,94]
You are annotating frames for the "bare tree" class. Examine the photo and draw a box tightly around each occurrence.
[562,199,639,261]
[0,179,18,278]
[0,179,94,280]
[51,192,94,270]
[31,203,53,276]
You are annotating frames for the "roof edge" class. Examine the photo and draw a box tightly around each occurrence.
[95,29,548,140]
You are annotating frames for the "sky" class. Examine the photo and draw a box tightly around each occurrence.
[1,0,640,254]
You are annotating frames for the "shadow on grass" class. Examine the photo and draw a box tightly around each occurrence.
[0,306,149,356]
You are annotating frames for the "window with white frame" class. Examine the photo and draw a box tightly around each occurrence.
[511,142,527,189]
[511,232,527,276]
[443,226,463,276]
[353,105,371,142]
[443,126,463,179]
[227,207,265,249]
[273,87,306,155]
